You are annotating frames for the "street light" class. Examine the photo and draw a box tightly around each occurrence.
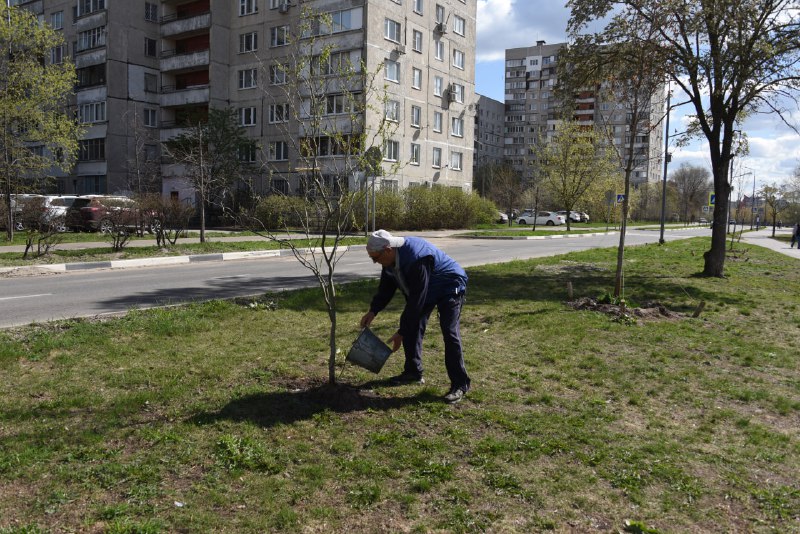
[659,86,672,244]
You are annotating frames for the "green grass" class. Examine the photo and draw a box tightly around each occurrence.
[0,238,798,532]
[0,236,366,267]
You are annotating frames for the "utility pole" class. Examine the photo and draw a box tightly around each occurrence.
[659,86,671,244]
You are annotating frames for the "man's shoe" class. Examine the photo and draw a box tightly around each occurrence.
[444,389,465,404]
[389,372,425,385]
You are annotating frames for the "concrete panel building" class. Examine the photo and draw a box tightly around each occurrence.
[14,0,477,201]
[504,41,664,187]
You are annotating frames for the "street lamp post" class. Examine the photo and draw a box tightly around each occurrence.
[659,87,671,244]
[750,170,758,230]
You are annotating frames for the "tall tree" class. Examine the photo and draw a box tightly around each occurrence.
[568,0,800,277]
[671,163,712,222]
[1,5,81,240]
[162,108,249,243]
[234,6,398,385]
[487,164,523,227]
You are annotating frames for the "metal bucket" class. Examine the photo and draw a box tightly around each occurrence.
[346,327,392,373]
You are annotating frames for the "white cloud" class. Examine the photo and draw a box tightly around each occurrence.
[476,0,570,62]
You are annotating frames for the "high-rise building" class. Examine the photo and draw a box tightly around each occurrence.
[13,0,476,201]
[504,41,664,187]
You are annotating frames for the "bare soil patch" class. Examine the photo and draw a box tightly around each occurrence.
[567,296,685,321]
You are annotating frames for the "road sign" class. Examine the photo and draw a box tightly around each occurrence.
[709,193,715,206]
[616,194,625,204]
[702,205,709,212]
[752,207,759,214]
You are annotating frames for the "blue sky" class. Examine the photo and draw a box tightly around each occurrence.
[474,0,800,188]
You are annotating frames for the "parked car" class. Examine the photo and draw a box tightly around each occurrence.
[496,211,509,224]
[74,196,157,233]
[557,210,582,223]
[516,210,565,226]
[40,195,80,232]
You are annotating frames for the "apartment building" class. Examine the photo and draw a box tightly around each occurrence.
[473,93,504,168]
[504,41,664,187]
[14,0,476,200]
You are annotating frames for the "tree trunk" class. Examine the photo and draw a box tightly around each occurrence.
[200,200,206,243]
[327,278,337,385]
[703,183,730,277]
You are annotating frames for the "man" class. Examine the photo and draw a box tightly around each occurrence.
[360,230,471,403]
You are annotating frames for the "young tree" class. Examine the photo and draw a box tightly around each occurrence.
[533,121,617,232]
[162,108,249,242]
[234,7,399,385]
[565,10,669,297]
[760,183,788,236]
[671,163,712,222]
[1,5,81,240]
[488,164,523,227]
[568,0,800,277]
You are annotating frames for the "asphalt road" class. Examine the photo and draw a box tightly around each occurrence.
[0,227,710,328]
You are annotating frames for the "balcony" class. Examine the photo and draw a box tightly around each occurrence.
[75,48,106,68]
[160,12,211,38]
[160,49,210,73]
[159,85,210,107]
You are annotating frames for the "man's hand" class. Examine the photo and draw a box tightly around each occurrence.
[360,311,375,328]
[388,333,403,352]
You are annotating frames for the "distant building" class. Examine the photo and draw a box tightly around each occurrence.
[15,0,477,202]
[504,41,664,187]
[473,93,504,169]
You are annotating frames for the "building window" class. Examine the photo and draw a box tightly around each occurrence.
[413,0,423,14]
[385,100,400,122]
[450,151,463,170]
[269,103,288,123]
[411,105,421,127]
[78,138,105,161]
[412,30,422,52]
[269,141,289,161]
[269,64,286,85]
[76,64,106,88]
[271,178,289,194]
[434,76,443,96]
[74,0,106,18]
[453,49,465,69]
[143,108,158,127]
[453,15,465,36]
[412,68,422,89]
[410,143,420,165]
[239,0,258,16]
[435,4,445,23]
[452,83,464,103]
[271,25,289,47]
[78,101,106,123]
[144,37,157,57]
[239,143,257,162]
[432,147,442,168]
[50,45,66,64]
[239,32,258,53]
[383,140,399,162]
[326,94,352,115]
[384,59,399,82]
[451,117,463,137]
[384,19,401,43]
[50,11,63,30]
[238,68,257,89]
[144,3,158,22]
[433,111,442,132]
[77,26,106,52]
[144,73,158,93]
[435,40,444,60]
[240,107,257,126]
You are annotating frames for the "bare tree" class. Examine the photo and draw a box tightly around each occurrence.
[671,163,711,222]
[760,183,788,236]
[162,108,249,243]
[488,164,523,227]
[233,7,399,385]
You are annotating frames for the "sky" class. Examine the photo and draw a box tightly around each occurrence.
[474,0,800,190]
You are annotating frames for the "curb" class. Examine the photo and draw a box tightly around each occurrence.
[0,245,365,277]
[459,231,618,240]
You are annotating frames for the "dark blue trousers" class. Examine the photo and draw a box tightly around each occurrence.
[403,293,470,392]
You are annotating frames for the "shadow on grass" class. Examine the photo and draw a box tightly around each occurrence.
[192,383,440,428]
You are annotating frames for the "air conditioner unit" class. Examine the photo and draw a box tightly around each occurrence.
[395,44,406,55]
[434,22,447,34]
[278,1,290,13]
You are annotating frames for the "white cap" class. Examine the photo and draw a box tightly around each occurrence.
[366,229,405,252]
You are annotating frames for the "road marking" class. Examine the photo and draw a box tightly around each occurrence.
[0,293,53,301]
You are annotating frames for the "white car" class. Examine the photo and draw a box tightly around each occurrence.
[516,210,565,226]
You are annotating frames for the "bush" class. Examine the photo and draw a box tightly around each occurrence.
[253,195,310,230]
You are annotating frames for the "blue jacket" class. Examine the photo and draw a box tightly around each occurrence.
[369,237,467,338]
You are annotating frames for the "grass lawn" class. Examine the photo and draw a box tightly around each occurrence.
[0,237,366,268]
[0,238,798,532]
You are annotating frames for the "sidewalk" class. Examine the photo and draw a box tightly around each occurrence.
[740,227,800,258]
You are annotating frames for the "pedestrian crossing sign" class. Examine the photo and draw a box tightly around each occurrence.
[709,193,715,206]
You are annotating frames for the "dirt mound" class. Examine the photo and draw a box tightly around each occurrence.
[568,297,684,321]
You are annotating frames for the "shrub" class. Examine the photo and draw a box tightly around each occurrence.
[253,195,309,230]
